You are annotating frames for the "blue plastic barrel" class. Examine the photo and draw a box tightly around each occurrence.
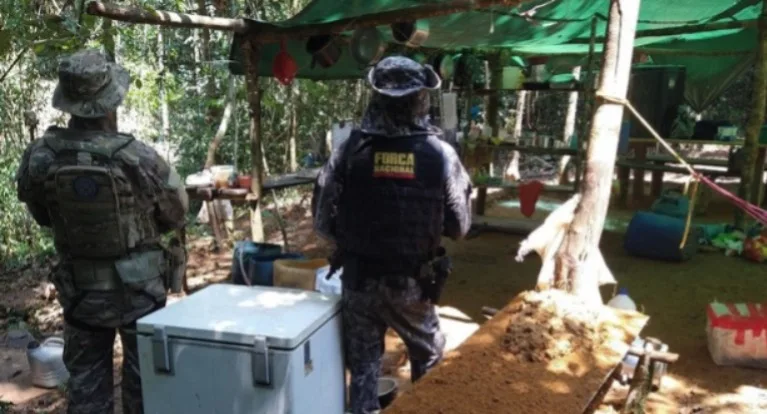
[247,252,306,286]
[231,242,281,286]
[624,211,699,262]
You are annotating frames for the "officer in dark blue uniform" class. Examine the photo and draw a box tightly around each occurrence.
[312,56,472,414]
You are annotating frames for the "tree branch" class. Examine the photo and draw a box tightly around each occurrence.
[0,49,28,84]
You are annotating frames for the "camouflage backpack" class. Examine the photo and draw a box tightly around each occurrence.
[41,127,160,259]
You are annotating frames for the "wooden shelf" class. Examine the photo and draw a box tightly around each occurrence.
[185,168,320,202]
[473,182,576,193]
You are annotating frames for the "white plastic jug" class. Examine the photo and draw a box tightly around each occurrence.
[27,337,70,389]
[315,265,343,296]
[607,287,637,312]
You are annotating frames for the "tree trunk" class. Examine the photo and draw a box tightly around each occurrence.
[204,76,237,169]
[552,0,641,305]
[193,29,200,87]
[289,84,299,172]
[504,90,526,182]
[102,19,115,60]
[198,0,215,104]
[158,29,171,143]
[559,66,582,184]
[737,0,767,227]
[242,39,265,242]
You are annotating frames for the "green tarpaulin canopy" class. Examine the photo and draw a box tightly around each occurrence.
[228,0,762,111]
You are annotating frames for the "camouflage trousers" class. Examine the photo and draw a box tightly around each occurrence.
[343,276,445,414]
[51,262,167,414]
[63,323,144,414]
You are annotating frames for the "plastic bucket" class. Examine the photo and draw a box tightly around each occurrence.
[231,241,282,286]
[273,258,330,291]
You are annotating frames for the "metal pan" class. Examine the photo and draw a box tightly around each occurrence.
[391,20,429,48]
[350,27,386,68]
[306,35,341,69]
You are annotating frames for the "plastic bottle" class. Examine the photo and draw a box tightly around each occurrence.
[27,337,70,388]
[607,287,637,311]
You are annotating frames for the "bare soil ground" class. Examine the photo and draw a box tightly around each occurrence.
[2,184,767,413]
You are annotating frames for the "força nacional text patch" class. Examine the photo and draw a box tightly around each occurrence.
[373,152,415,179]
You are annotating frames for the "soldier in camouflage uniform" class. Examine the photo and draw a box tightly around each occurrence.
[313,56,472,414]
[15,49,189,414]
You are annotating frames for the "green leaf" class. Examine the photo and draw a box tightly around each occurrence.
[81,14,97,32]
[33,43,46,55]
[0,30,11,57]
[135,78,143,89]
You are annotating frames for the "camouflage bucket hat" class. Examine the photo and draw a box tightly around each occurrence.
[366,56,441,97]
[52,49,131,118]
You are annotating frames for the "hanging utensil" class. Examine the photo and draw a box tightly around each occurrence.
[350,27,386,69]
[431,53,455,81]
[391,20,429,48]
[306,35,342,69]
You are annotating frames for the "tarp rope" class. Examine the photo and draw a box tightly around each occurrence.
[597,91,767,229]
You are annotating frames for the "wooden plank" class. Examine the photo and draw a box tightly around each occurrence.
[476,188,488,216]
[618,164,630,207]
[493,142,580,156]
[474,182,576,193]
[628,138,767,148]
[631,143,650,205]
[615,161,731,176]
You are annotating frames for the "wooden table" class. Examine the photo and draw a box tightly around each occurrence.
[618,139,767,207]
[471,142,581,216]
[184,168,320,247]
[186,168,320,201]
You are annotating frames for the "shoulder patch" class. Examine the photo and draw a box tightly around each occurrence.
[373,152,416,179]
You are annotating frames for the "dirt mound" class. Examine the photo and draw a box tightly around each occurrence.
[502,290,605,363]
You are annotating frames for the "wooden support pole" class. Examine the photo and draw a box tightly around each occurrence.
[622,343,654,414]
[553,0,641,305]
[752,148,767,206]
[88,0,535,41]
[574,16,599,192]
[242,39,266,242]
[559,65,581,185]
[737,0,767,227]
[86,1,249,32]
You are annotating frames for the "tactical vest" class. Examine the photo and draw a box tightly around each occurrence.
[41,128,160,259]
[336,132,445,270]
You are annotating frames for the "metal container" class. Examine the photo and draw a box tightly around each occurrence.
[391,20,429,47]
[431,54,455,80]
[306,35,341,69]
[350,27,386,68]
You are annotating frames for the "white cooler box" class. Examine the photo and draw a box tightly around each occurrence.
[137,284,344,414]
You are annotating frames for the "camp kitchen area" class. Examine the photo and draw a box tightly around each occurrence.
[9,0,761,413]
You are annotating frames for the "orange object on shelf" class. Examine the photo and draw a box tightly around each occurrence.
[238,175,252,189]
